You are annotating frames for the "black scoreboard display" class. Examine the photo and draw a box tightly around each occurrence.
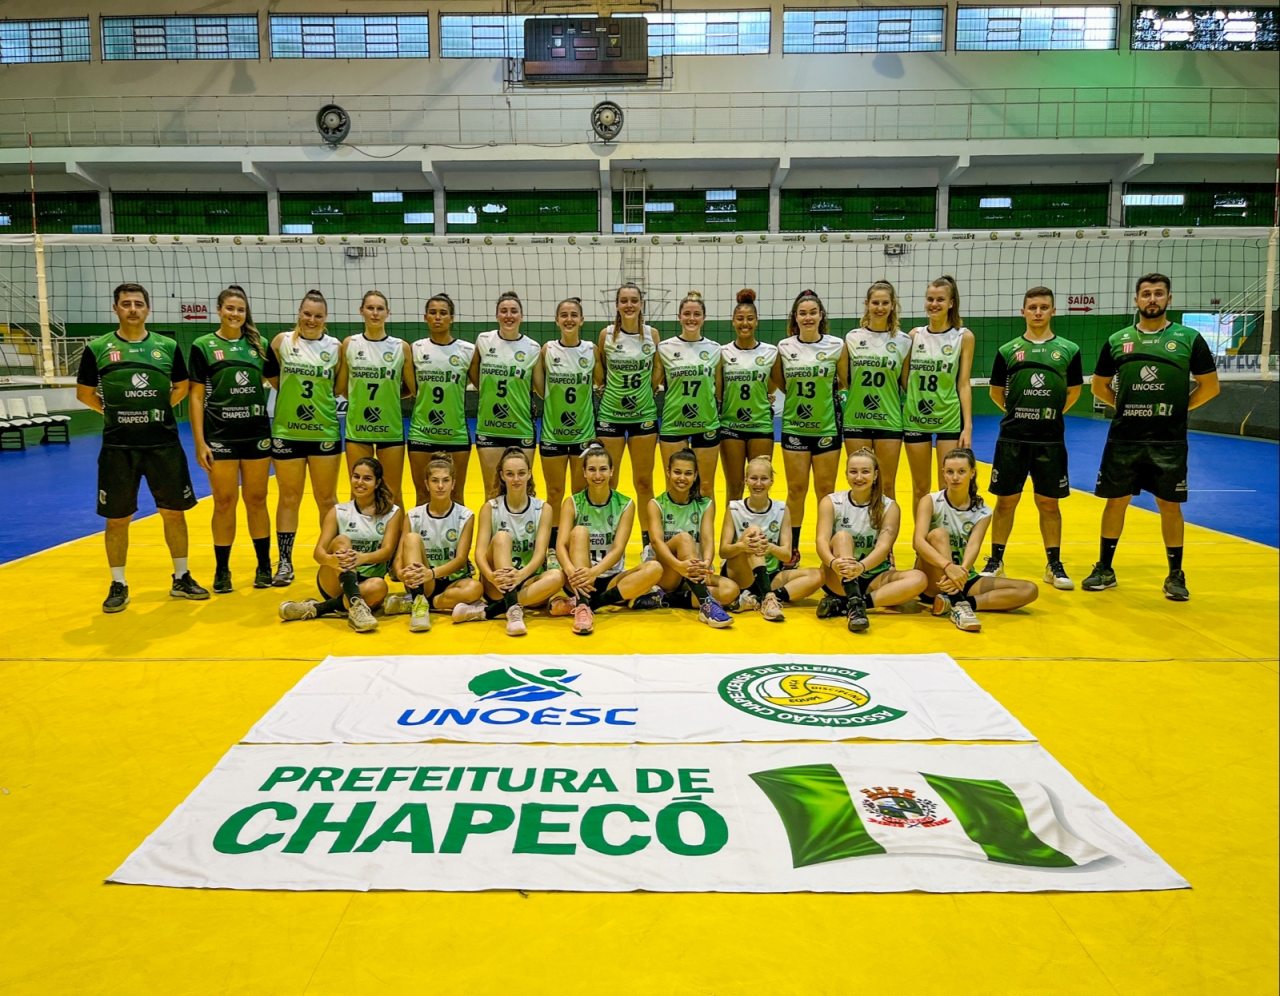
[523,16,648,83]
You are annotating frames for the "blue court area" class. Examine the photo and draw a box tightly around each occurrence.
[1,414,1276,564]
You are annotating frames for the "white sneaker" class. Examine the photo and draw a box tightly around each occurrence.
[950,600,982,632]
[1044,560,1075,590]
[278,599,318,622]
[347,596,378,633]
[761,591,785,622]
[736,591,759,612]
[409,594,431,632]
[452,600,487,624]
[506,603,527,637]
[383,592,413,616]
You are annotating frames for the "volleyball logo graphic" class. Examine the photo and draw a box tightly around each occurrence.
[131,372,149,389]
[428,409,445,426]
[864,395,880,411]
[918,399,936,415]
[561,411,577,427]
[718,663,906,728]
[1030,373,1046,388]
[296,403,316,421]
[1141,365,1159,383]
[682,403,699,420]
[235,371,251,386]
[492,402,510,419]
[797,403,813,421]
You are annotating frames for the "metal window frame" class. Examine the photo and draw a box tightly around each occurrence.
[954,6,1119,51]
[781,7,946,54]
[269,13,430,60]
[0,17,91,64]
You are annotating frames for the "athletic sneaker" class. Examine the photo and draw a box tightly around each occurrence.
[506,604,528,637]
[735,591,760,613]
[932,593,953,617]
[816,593,846,619]
[278,599,319,622]
[212,568,233,594]
[545,550,561,572]
[170,572,210,600]
[761,592,785,622]
[1082,563,1118,591]
[631,590,667,611]
[1162,569,1190,602]
[699,598,733,629]
[846,592,870,633]
[382,592,413,616]
[1044,560,1074,590]
[979,556,1005,577]
[950,600,982,632]
[548,593,577,617]
[102,581,130,614]
[271,562,294,587]
[572,603,595,636]
[452,600,487,624]
[409,595,432,632]
[253,566,273,589]
[347,597,378,633]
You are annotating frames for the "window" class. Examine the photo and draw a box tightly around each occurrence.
[949,184,1110,228]
[612,189,769,233]
[270,15,429,59]
[780,189,938,231]
[279,191,436,234]
[441,11,768,57]
[1131,5,1278,50]
[955,6,1117,50]
[112,193,269,235]
[444,191,598,233]
[782,8,945,53]
[0,17,90,64]
[101,16,259,61]
[0,192,99,233]
[1122,183,1277,226]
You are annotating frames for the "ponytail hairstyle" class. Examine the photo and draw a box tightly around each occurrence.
[929,275,963,330]
[860,280,901,334]
[425,454,455,494]
[581,438,613,473]
[678,289,706,319]
[556,296,584,336]
[847,447,886,531]
[941,447,984,511]
[352,456,394,516]
[219,285,263,358]
[425,292,455,317]
[667,447,702,503]
[744,454,774,484]
[787,289,829,338]
[495,446,536,498]
[293,288,328,343]
[611,281,644,343]
[495,290,523,324]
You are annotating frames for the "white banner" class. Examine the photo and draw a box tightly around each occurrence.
[110,742,1186,893]
[244,654,1033,745]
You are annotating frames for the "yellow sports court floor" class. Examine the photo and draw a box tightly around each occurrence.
[1,454,1276,995]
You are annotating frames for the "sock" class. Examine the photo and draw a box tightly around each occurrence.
[688,581,711,602]
[641,530,650,547]
[774,585,791,603]
[407,584,425,597]
[990,542,1006,562]
[277,531,296,564]
[863,589,875,608]
[549,526,559,548]
[841,578,861,598]
[590,586,624,610]
[1166,546,1183,573]
[110,566,126,584]
[339,570,361,603]
[1099,537,1119,569]
[252,536,271,570]
[172,557,188,578]
[214,545,231,571]
[484,597,507,620]
[1045,546,1060,564]
[667,585,695,610]
[314,594,345,616]
[960,594,977,610]
[751,566,771,598]
[791,526,801,550]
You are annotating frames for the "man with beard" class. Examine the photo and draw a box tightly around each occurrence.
[1083,273,1219,600]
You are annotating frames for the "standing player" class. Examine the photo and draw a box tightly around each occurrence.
[982,286,1083,589]
[339,291,413,512]
[843,280,909,499]
[772,289,848,567]
[188,285,273,593]
[903,276,976,515]
[76,282,206,612]
[657,291,723,490]
[1083,273,1220,600]
[265,289,345,587]
[407,293,475,505]
[471,291,541,499]
[719,289,777,501]
[596,282,661,546]
[540,297,600,556]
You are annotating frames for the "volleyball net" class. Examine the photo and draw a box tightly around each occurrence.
[0,228,1275,384]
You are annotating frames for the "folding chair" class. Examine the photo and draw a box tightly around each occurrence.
[26,395,71,444]
[0,397,31,451]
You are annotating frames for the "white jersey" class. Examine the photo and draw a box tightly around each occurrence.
[929,489,991,569]
[407,501,474,580]
[336,499,399,578]
[829,491,895,575]
[727,497,786,573]
[488,494,545,571]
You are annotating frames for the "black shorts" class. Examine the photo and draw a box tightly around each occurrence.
[427,573,471,609]
[990,438,1070,498]
[843,427,903,441]
[539,439,593,459]
[719,427,774,443]
[596,417,657,439]
[346,437,405,449]
[782,432,841,455]
[272,438,341,460]
[1095,439,1189,503]
[903,430,962,445]
[660,429,721,449]
[208,437,272,461]
[475,433,535,450]
[409,439,470,455]
[97,444,197,518]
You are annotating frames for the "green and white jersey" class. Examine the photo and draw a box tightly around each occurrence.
[929,489,991,575]
[658,337,721,435]
[599,326,658,423]
[991,333,1083,443]
[272,333,341,442]
[654,491,711,542]
[720,341,778,433]
[475,330,538,441]
[77,331,185,449]
[829,491,894,577]
[778,334,843,438]
[541,339,596,445]
[1093,322,1216,443]
[343,334,406,442]
[727,497,785,573]
[336,499,399,579]
[904,327,967,433]
[407,501,474,581]
[571,489,631,576]
[488,494,545,571]
[408,337,475,447]
[843,329,908,432]
[188,332,269,443]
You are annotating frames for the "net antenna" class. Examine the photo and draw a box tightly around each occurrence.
[26,133,56,386]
